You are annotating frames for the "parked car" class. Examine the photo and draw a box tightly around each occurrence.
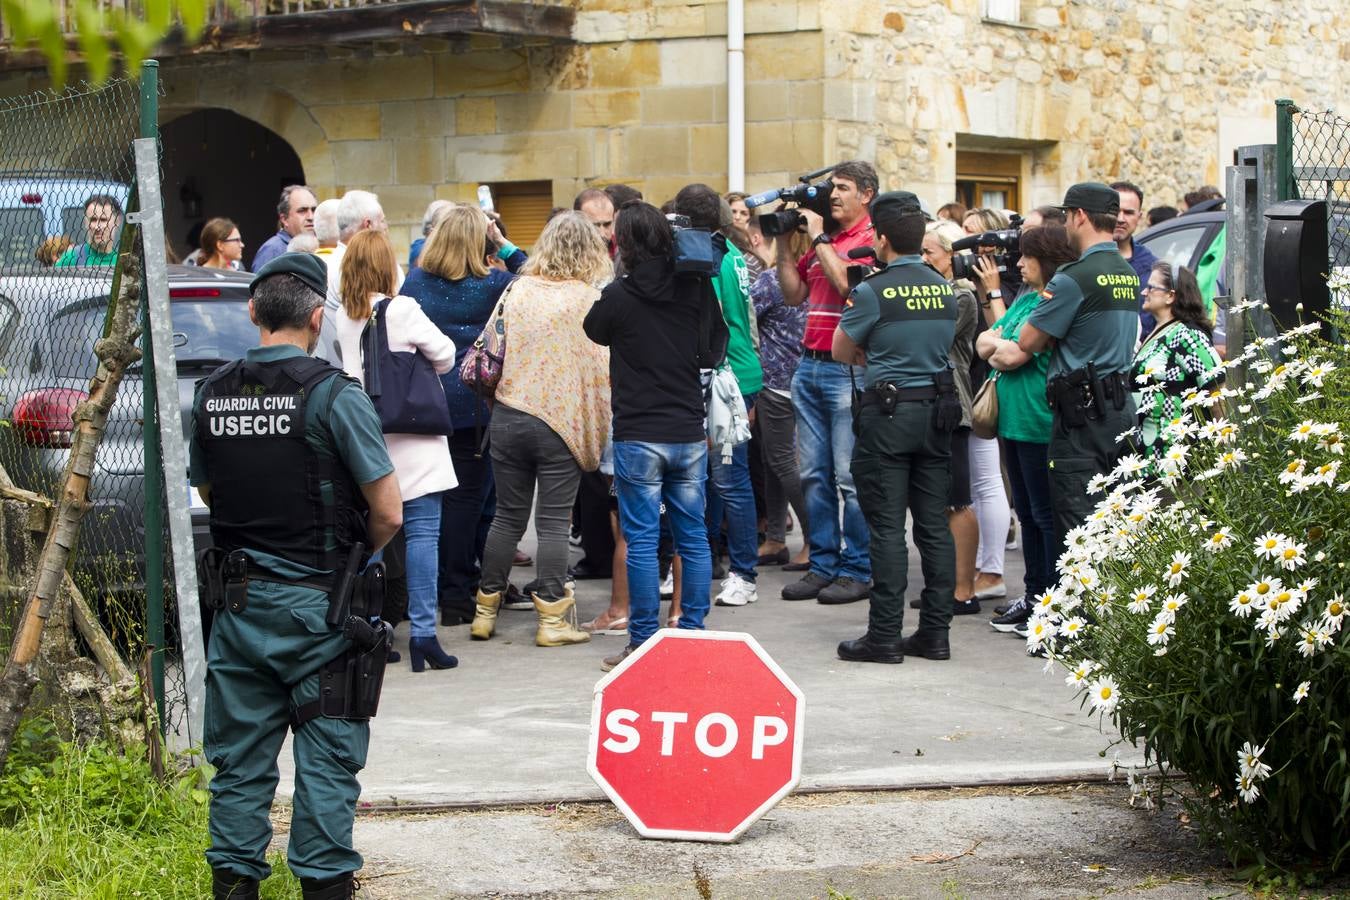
[1136,210,1226,276]
[0,264,255,595]
[0,172,131,269]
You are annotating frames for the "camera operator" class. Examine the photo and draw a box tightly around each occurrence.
[775,160,878,606]
[1017,183,1139,585]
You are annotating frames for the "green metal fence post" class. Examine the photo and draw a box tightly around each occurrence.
[1275,98,1295,202]
[138,60,165,732]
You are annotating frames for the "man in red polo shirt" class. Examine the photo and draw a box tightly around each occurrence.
[774,160,878,605]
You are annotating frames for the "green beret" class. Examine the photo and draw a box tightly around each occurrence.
[250,251,329,300]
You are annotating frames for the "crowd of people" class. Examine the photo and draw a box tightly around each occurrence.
[188,166,1230,673]
[192,168,1230,898]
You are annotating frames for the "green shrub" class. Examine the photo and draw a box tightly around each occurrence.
[0,719,300,898]
[1034,314,1350,872]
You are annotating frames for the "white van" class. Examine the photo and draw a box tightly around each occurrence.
[0,172,131,268]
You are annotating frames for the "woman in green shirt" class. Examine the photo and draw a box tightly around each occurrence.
[974,224,1076,622]
[1131,262,1222,459]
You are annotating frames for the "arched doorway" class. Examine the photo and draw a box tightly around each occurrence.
[160,108,305,268]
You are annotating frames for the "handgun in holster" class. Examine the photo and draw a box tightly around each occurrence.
[933,369,961,432]
[1085,362,1108,421]
[222,549,249,613]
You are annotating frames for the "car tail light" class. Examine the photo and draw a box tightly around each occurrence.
[12,388,88,448]
[170,288,221,298]
[20,192,41,204]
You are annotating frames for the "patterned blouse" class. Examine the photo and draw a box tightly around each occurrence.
[1130,319,1222,457]
[749,270,807,392]
[494,277,612,471]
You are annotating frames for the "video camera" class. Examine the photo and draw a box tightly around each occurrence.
[950,214,1023,282]
[744,167,839,238]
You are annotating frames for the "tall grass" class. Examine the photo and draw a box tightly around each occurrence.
[0,719,301,898]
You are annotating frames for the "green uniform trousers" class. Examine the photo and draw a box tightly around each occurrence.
[204,578,369,882]
[851,401,956,639]
[1047,399,1136,560]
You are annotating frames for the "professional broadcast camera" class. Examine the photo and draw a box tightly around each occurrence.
[744,169,838,237]
[950,214,1023,282]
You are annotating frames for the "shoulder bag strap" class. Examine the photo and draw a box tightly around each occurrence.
[362,296,391,399]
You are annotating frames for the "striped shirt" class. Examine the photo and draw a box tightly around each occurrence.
[796,215,875,351]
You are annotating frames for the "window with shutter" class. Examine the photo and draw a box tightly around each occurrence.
[487,180,555,251]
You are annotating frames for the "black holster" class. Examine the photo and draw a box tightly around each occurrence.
[1047,365,1128,428]
[933,369,961,432]
[197,547,226,611]
[292,558,391,730]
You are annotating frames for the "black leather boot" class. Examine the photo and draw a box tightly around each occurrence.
[900,629,951,660]
[837,633,904,664]
[300,873,357,900]
[212,869,260,900]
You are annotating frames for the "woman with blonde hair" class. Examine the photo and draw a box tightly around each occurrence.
[334,230,460,672]
[469,211,612,648]
[401,206,517,626]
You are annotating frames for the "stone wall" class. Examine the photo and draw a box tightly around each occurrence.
[825,0,1350,209]
[3,0,1349,254]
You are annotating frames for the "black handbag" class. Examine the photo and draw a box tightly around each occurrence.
[360,297,454,436]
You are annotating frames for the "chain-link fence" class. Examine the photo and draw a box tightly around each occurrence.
[1288,104,1350,303]
[0,74,194,745]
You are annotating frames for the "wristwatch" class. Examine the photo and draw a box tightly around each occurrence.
[812,233,832,247]
[988,289,1002,299]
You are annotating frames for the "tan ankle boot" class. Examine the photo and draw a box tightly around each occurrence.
[470,589,502,640]
[533,590,590,647]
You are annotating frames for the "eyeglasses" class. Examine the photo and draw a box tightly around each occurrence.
[1143,284,1172,294]
[221,237,243,244]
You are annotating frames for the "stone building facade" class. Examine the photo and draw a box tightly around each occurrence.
[2,0,1347,255]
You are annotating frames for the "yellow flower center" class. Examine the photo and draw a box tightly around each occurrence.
[1286,462,1301,474]
[1255,583,1273,595]
[1283,548,1299,560]
[1330,602,1344,617]
[1100,686,1113,700]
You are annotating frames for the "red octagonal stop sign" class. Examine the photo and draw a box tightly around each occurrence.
[587,629,805,842]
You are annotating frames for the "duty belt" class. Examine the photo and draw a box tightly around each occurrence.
[859,385,937,406]
[802,347,835,362]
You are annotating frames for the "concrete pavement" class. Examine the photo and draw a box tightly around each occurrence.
[278,533,1139,806]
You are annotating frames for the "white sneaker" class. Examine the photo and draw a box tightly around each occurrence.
[715,573,758,607]
[660,569,675,600]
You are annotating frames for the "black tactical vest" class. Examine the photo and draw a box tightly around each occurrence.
[196,355,367,572]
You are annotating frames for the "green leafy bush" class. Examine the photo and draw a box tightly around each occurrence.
[1034,314,1350,871]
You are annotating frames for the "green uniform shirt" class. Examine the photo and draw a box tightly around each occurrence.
[711,244,764,394]
[990,289,1053,443]
[54,244,118,267]
[1027,242,1140,380]
[189,344,393,579]
[840,255,956,389]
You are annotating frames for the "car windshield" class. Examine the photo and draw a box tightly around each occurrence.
[47,297,255,379]
[1139,223,1209,273]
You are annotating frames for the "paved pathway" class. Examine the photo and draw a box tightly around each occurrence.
[279,533,1136,805]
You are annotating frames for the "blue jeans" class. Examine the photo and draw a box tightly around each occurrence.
[1002,438,1055,601]
[614,441,712,646]
[791,356,871,581]
[706,393,758,581]
[403,492,443,639]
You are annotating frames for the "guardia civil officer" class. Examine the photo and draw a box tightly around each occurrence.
[832,192,961,664]
[190,253,403,900]
[1004,182,1139,632]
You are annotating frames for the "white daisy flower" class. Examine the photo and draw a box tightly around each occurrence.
[1277,540,1308,571]
[1229,589,1257,618]
[1315,628,1334,650]
[1318,431,1344,456]
[1159,593,1188,622]
[1278,459,1307,485]
[1289,419,1318,442]
[1264,625,1284,647]
[1293,681,1310,704]
[1088,676,1119,715]
[1238,741,1272,780]
[1253,533,1288,560]
[1205,527,1234,552]
[1115,454,1149,479]
[1025,616,1057,650]
[1298,626,1320,657]
[1060,617,1087,640]
[1309,461,1339,487]
[1236,773,1261,804]
[1301,360,1335,386]
[1146,616,1174,647]
[1127,585,1157,615]
[1325,594,1346,626]
[1247,577,1281,607]
[1165,552,1190,588]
